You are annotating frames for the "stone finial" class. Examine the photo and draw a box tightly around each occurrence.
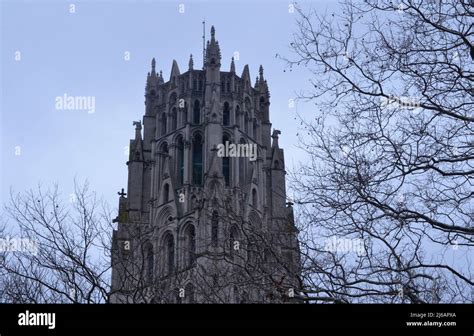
[271,129,281,148]
[230,57,235,73]
[133,120,142,130]
[117,188,127,198]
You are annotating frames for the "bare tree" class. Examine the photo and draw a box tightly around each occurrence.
[0,181,113,303]
[284,0,473,303]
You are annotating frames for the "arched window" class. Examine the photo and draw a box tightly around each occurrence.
[229,226,239,261]
[211,211,219,247]
[184,225,196,267]
[259,96,265,109]
[193,100,200,124]
[171,107,177,130]
[244,112,249,134]
[226,82,230,92]
[193,79,197,90]
[185,283,195,303]
[165,234,175,274]
[182,102,188,127]
[244,97,252,133]
[222,135,231,186]
[239,139,246,186]
[192,134,203,185]
[177,137,184,185]
[160,142,169,154]
[169,92,177,106]
[235,105,240,128]
[253,119,257,139]
[252,188,257,207]
[223,102,230,126]
[198,80,203,91]
[160,142,169,171]
[145,243,154,283]
[160,112,167,135]
[163,183,169,203]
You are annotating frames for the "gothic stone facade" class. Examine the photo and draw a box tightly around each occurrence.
[110,27,300,303]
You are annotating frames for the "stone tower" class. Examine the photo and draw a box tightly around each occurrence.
[110,27,300,303]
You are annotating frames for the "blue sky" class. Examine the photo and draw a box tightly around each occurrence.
[0,0,338,210]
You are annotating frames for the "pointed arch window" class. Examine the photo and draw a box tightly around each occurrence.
[229,226,239,261]
[211,211,219,247]
[160,142,169,172]
[160,142,169,154]
[192,134,203,185]
[244,112,249,134]
[177,137,184,186]
[222,135,231,186]
[239,138,247,186]
[235,105,240,128]
[171,107,177,130]
[184,225,196,267]
[252,188,257,207]
[182,102,188,127]
[163,183,169,203]
[160,112,167,135]
[193,100,201,124]
[165,234,175,274]
[223,102,230,126]
[146,243,154,283]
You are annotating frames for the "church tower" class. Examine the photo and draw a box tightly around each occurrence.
[111,27,300,303]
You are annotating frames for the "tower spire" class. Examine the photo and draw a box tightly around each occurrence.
[189,54,194,70]
[205,25,221,68]
[151,57,156,75]
[211,25,215,41]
